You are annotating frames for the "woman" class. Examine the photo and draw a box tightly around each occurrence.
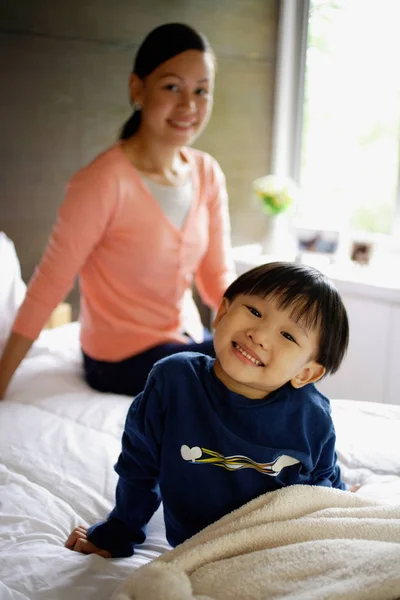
[0,23,235,397]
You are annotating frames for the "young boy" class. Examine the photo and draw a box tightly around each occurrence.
[66,261,349,558]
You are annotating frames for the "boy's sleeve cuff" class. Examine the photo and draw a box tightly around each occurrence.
[87,519,137,558]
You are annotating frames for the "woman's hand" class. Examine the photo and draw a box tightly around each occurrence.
[0,332,34,399]
[65,525,112,558]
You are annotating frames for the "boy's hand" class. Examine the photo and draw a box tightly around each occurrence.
[349,483,361,493]
[65,525,112,558]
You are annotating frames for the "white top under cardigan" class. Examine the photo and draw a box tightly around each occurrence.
[138,173,204,342]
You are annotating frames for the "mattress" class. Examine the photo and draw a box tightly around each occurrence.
[1,323,399,599]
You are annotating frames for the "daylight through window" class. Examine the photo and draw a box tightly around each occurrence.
[298,0,400,235]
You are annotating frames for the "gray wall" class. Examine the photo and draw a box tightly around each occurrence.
[0,0,279,313]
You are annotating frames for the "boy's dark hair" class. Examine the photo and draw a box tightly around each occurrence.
[224,262,349,376]
[120,23,213,140]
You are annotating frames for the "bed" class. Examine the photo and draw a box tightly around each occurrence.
[1,234,400,599]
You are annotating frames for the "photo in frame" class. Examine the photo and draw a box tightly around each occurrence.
[296,228,340,256]
[350,240,373,265]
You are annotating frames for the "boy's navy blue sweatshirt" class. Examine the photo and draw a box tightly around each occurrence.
[87,352,344,557]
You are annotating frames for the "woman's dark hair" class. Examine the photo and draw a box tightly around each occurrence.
[224,262,349,376]
[120,23,213,140]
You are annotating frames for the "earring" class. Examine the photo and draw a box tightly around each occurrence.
[130,98,142,112]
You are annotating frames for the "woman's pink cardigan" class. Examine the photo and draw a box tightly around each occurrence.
[12,145,235,360]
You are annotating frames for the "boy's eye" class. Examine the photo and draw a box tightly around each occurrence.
[246,305,262,318]
[164,84,179,92]
[281,331,297,344]
[195,88,208,96]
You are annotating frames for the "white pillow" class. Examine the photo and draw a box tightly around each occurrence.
[0,232,26,346]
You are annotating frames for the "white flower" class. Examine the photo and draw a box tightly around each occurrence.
[253,175,299,216]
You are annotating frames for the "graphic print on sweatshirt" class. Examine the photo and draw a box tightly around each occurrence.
[180,444,300,475]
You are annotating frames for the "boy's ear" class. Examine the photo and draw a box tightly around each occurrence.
[129,73,145,107]
[290,361,326,389]
[212,297,230,329]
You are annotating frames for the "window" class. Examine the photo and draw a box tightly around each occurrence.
[273,0,400,236]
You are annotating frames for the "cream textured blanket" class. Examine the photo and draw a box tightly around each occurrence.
[112,485,400,600]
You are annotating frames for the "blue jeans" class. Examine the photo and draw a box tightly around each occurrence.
[82,330,215,396]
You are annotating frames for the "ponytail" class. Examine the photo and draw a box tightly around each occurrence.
[119,110,141,140]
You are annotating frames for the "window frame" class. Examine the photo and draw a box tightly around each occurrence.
[273,0,400,236]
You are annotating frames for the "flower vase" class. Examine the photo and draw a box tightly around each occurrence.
[261,214,297,259]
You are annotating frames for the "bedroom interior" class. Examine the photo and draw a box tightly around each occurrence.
[1,1,400,599]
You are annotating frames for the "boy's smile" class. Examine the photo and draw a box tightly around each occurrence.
[231,341,265,367]
[212,294,325,399]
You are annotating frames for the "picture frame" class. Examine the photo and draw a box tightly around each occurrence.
[350,240,373,265]
[296,227,340,256]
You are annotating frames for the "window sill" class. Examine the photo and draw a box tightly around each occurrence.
[232,244,400,303]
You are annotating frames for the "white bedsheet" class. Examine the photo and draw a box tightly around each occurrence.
[1,323,399,600]
[0,324,170,600]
